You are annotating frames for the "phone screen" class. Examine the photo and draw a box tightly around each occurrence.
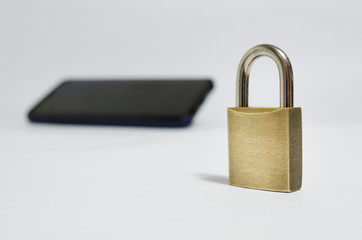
[28,79,213,127]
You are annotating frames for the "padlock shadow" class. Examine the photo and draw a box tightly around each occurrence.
[195,173,229,185]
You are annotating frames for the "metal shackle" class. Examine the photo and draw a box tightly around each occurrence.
[236,44,294,108]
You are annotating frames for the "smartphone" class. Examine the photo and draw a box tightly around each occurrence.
[28,79,213,127]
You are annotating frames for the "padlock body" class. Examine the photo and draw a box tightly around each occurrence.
[228,107,302,192]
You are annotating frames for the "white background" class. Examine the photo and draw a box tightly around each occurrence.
[1,0,362,239]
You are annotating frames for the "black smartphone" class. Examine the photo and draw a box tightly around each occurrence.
[28,79,213,127]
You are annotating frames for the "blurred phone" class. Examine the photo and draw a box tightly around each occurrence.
[28,79,213,127]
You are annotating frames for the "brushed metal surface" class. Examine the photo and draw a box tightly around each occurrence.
[228,107,302,192]
[229,44,302,192]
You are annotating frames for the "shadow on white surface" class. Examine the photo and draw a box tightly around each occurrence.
[195,173,229,185]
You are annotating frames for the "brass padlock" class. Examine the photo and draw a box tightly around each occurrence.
[228,44,302,192]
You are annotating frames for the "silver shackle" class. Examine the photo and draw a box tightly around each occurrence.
[236,44,294,108]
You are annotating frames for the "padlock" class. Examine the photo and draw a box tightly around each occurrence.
[228,44,302,192]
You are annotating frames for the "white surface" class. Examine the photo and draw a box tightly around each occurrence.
[1,122,362,239]
[1,0,362,239]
